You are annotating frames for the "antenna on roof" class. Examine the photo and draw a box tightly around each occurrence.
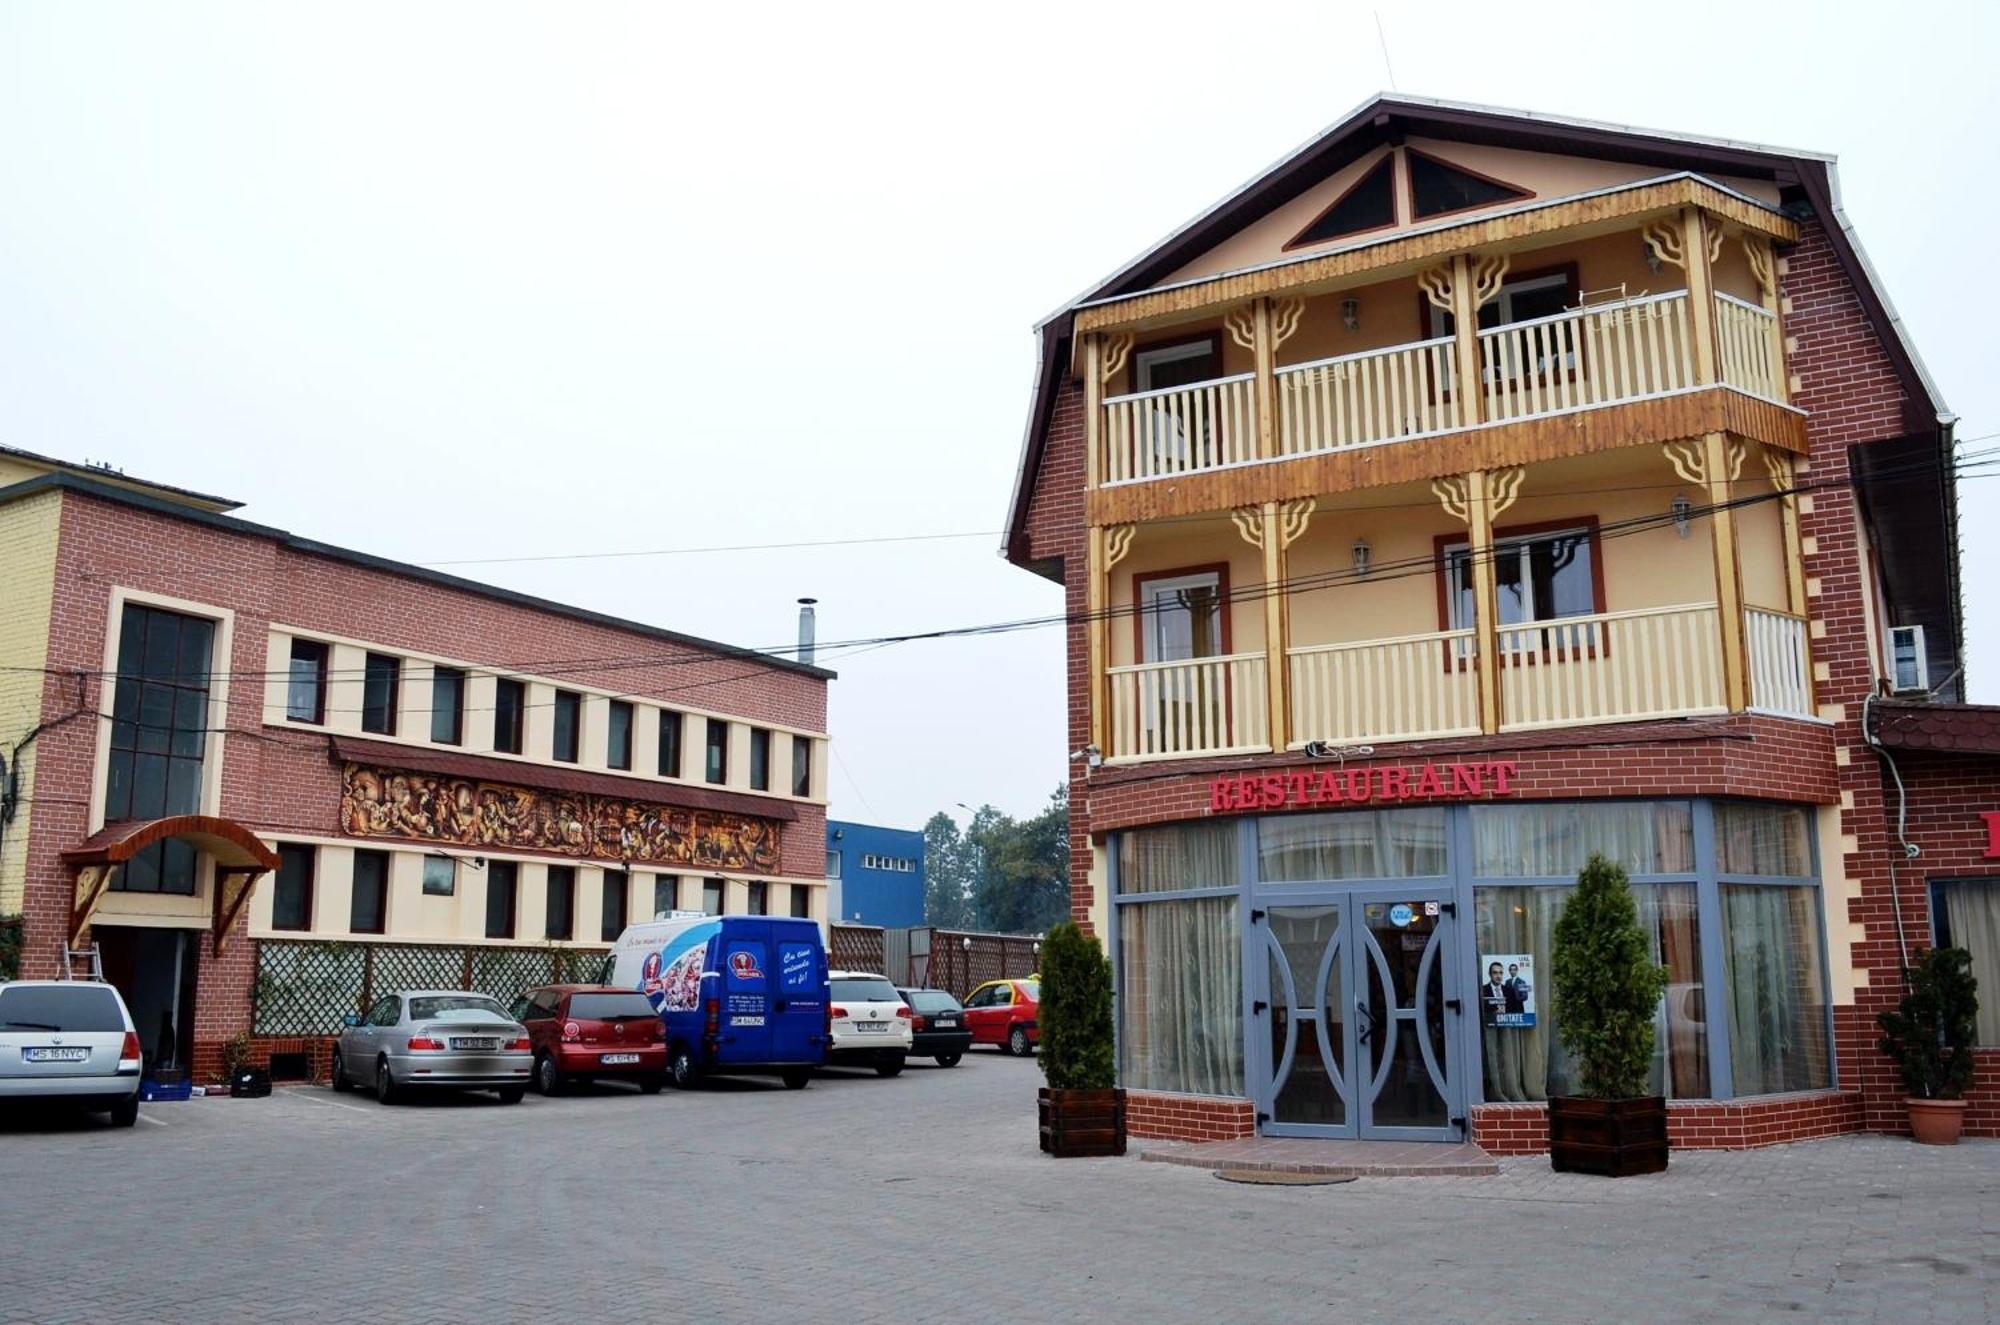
[1373,11,1398,92]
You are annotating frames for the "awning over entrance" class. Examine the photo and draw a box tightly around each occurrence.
[62,815,280,953]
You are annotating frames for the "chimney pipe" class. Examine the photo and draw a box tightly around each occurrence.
[796,598,817,666]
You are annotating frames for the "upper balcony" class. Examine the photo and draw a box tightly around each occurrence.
[1080,204,1806,525]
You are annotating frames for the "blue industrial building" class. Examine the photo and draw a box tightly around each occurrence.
[826,820,925,928]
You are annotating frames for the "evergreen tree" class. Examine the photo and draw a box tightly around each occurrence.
[1551,854,1669,1099]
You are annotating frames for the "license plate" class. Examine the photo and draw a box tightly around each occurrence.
[729,1015,764,1027]
[450,1037,500,1051]
[599,1053,641,1065]
[24,1046,89,1063]
[855,1022,889,1034]
[934,1018,959,1028]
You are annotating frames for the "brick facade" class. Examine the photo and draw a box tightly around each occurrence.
[1124,1089,1257,1144]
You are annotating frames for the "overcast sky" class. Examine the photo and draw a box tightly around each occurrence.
[3,1,1994,830]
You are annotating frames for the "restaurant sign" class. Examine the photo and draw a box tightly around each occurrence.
[1984,811,2000,859]
[1209,760,1521,812]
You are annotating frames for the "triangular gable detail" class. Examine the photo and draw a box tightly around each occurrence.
[1407,147,1532,218]
[1285,152,1397,250]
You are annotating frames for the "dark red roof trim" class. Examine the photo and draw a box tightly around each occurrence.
[1868,701,2000,757]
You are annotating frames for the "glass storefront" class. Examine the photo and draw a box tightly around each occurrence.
[1110,798,1830,1131]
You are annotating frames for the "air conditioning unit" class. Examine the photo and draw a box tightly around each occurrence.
[1889,625,1929,695]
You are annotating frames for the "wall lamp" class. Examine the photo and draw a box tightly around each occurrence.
[1341,297,1361,332]
[1351,538,1372,578]
[1672,494,1693,539]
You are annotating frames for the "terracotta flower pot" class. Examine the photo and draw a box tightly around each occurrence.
[1906,1097,1967,1146]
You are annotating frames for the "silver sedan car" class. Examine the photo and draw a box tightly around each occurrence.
[330,990,532,1105]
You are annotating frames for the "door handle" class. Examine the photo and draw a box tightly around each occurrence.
[1252,1000,1268,1015]
[1355,999,1376,1045]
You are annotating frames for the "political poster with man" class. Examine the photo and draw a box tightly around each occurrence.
[1476,953,1536,1028]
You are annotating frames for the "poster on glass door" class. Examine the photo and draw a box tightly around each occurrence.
[1477,953,1536,1028]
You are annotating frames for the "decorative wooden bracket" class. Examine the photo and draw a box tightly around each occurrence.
[1488,465,1526,520]
[1761,444,1794,491]
[1278,497,1315,549]
[1270,296,1305,349]
[1645,217,1721,273]
[1103,523,1135,568]
[1229,506,1265,549]
[1664,438,1746,485]
[1224,306,1257,351]
[1433,468,1523,523]
[1100,332,1134,385]
[1418,265,1456,312]
[1469,254,1510,308]
[1432,474,1473,525]
[70,865,113,948]
[212,866,266,956]
[1742,237,1775,299]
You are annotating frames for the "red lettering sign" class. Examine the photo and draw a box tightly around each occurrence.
[1207,760,1521,812]
[1984,811,2000,859]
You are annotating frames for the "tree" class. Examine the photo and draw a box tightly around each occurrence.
[1038,920,1114,1091]
[971,785,1069,935]
[1550,853,1669,1099]
[921,812,976,929]
[1877,946,1979,1100]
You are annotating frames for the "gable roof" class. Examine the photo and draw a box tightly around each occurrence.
[1003,93,1954,571]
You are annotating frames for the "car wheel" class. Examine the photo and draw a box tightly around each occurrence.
[534,1053,563,1096]
[935,1052,962,1068]
[496,1086,526,1105]
[874,1054,906,1079]
[638,1075,666,1096]
[109,1094,139,1128]
[669,1046,702,1090]
[375,1057,398,1106]
[780,1068,811,1091]
[329,1048,349,1092]
[1008,1026,1032,1057]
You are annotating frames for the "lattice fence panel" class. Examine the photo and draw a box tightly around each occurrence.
[829,924,885,974]
[467,947,561,1003]
[254,939,614,1036]
[254,942,368,1037]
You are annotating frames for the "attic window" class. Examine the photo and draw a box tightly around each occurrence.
[1288,156,1396,248]
[1408,149,1531,219]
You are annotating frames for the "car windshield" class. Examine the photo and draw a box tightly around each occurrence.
[0,985,124,1032]
[905,991,961,1013]
[408,995,511,1023]
[830,977,900,1003]
[1017,981,1040,1001]
[567,993,656,1020]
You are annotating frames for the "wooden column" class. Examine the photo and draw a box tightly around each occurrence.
[1465,470,1503,734]
[1252,300,1277,461]
[1086,525,1108,757]
[1449,254,1483,420]
[1745,235,1788,403]
[1701,433,1749,711]
[1681,208,1719,385]
[1764,446,1809,617]
[1083,335,1103,491]
[1260,500,1286,749]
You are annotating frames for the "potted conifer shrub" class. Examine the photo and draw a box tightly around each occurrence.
[1036,921,1125,1157]
[1548,853,1671,1176]
[1876,945,1979,1145]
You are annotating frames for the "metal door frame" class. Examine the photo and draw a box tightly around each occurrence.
[1349,885,1462,1142]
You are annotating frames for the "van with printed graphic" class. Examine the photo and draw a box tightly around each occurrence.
[608,915,828,1090]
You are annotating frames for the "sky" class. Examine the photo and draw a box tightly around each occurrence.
[2,1,1995,830]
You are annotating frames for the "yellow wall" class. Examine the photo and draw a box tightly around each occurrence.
[1108,521,1263,668]
[0,490,62,914]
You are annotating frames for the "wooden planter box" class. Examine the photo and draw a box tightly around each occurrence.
[1548,1095,1668,1176]
[1039,1087,1127,1158]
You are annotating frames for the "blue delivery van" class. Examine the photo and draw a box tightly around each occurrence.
[609,915,828,1090]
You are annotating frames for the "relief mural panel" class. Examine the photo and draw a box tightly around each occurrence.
[339,763,781,873]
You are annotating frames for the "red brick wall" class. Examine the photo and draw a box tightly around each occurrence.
[1472,1090,1867,1155]
[1125,1089,1256,1143]
[17,491,829,1070]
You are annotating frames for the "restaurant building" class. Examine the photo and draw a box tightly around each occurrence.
[0,447,832,1082]
[1003,96,1999,1149]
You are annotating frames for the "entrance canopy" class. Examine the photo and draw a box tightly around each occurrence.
[62,815,280,951]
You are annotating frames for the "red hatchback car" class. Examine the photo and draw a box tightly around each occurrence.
[961,978,1040,1056]
[512,985,667,1095]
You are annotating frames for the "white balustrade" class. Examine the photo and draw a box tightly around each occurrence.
[1497,603,1724,731]
[1275,336,1460,457]
[1477,291,1695,423]
[1715,293,1784,401]
[1287,629,1480,747]
[1746,607,1813,716]
[1100,373,1258,484]
[1105,652,1269,761]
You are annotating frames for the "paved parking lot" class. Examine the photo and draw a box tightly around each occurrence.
[2,1051,1995,1324]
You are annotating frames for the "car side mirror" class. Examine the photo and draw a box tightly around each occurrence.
[341,1014,360,1027]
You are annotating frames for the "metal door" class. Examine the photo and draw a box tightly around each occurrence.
[1352,890,1462,1141]
[1251,896,1355,1138]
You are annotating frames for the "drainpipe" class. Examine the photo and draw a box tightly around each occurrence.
[1861,694,1915,970]
[796,598,818,667]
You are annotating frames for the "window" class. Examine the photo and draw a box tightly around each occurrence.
[1471,802,1694,878]
[552,690,581,763]
[430,666,465,745]
[1258,808,1450,881]
[1429,269,1576,338]
[544,865,576,940]
[792,735,812,797]
[701,878,724,916]
[350,850,389,934]
[1931,880,2000,1044]
[361,653,400,735]
[105,604,215,895]
[1721,885,1831,1093]
[601,870,628,941]
[1288,154,1396,247]
[1444,525,1599,634]
[653,874,678,918]
[1890,625,1929,693]
[1407,147,1530,220]
[746,881,767,915]
[1714,803,1812,877]
[1136,568,1226,664]
[493,678,525,755]
[286,638,328,723]
[485,860,518,939]
[658,710,683,777]
[272,844,315,931]
[1111,822,1245,1097]
[607,701,634,771]
[705,719,728,785]
[789,884,812,919]
[421,855,456,896]
[749,728,771,791]
[825,851,842,880]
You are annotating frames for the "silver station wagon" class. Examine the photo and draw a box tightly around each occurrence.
[0,980,144,1126]
[331,991,532,1105]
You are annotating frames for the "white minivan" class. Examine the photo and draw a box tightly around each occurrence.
[0,980,144,1126]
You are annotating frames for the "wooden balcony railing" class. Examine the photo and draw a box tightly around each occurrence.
[1105,652,1269,761]
[1714,293,1785,401]
[1101,373,1258,483]
[1287,629,1480,747]
[1476,290,1695,424]
[1745,607,1813,716]
[1274,336,1462,457]
[1496,603,1725,731]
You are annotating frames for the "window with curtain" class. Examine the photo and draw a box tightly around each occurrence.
[1931,880,2000,1045]
[1721,884,1830,1094]
[1117,821,1239,893]
[1715,802,1812,876]
[1118,896,1242,1096]
[1471,801,1694,878]
[1257,808,1448,881]
[286,638,327,723]
[1445,527,1597,632]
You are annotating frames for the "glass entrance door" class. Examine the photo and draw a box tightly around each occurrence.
[1253,889,1461,1141]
